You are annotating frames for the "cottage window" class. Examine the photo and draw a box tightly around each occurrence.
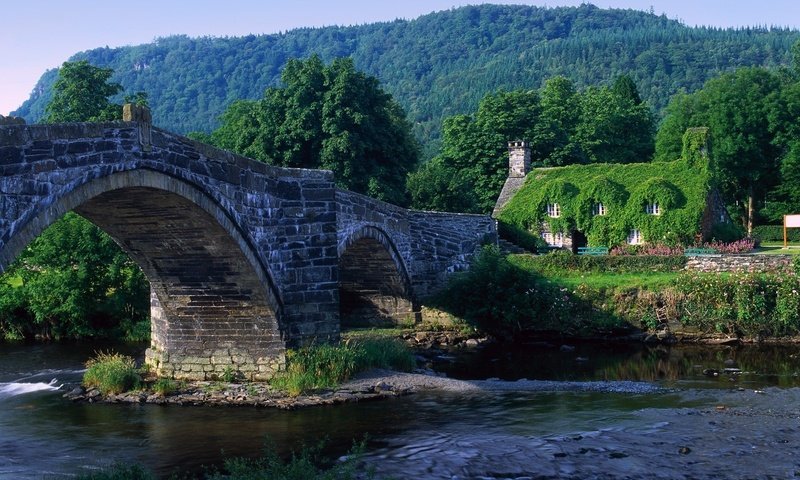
[627,228,643,245]
[546,203,561,218]
[593,202,606,216]
[645,203,660,215]
[542,231,564,247]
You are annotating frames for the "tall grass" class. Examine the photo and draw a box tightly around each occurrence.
[271,337,415,396]
[82,351,142,395]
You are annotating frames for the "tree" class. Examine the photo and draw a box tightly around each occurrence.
[211,56,419,206]
[532,76,583,166]
[414,77,655,213]
[44,60,122,123]
[655,67,784,234]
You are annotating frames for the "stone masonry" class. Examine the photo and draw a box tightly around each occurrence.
[0,110,496,380]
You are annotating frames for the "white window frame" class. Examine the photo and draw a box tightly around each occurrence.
[593,202,606,216]
[645,202,660,215]
[627,228,643,245]
[542,231,564,247]
[546,203,561,218]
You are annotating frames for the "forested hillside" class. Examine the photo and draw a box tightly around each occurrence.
[13,3,800,156]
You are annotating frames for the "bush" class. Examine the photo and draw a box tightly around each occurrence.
[710,221,745,243]
[676,272,800,337]
[431,246,580,337]
[82,352,142,394]
[752,225,800,242]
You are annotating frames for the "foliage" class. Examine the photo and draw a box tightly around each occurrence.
[654,67,787,231]
[415,77,655,213]
[497,152,712,248]
[0,213,149,341]
[676,272,800,337]
[270,337,414,396]
[431,246,584,337]
[752,225,800,242]
[508,251,686,276]
[82,351,142,395]
[406,156,478,212]
[44,60,123,123]
[15,5,800,156]
[210,55,418,205]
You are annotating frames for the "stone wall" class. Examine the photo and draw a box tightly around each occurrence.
[684,254,792,273]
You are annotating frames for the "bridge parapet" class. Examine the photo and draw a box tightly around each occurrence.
[336,189,496,301]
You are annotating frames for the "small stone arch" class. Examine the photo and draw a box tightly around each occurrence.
[2,168,286,380]
[338,225,416,327]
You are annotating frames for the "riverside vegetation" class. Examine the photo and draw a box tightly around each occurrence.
[432,245,800,341]
[80,336,415,399]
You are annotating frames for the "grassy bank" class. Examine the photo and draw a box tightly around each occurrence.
[431,246,800,340]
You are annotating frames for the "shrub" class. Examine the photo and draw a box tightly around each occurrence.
[82,352,141,395]
[348,336,416,372]
[752,225,800,242]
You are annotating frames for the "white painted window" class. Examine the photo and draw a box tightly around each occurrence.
[546,203,561,218]
[593,202,606,216]
[542,231,564,247]
[645,202,660,215]
[627,228,643,245]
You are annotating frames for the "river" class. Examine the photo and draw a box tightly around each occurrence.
[2,340,800,479]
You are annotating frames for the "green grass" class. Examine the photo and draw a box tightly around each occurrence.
[270,337,415,396]
[82,351,142,395]
[754,242,800,255]
[544,272,680,290]
[3,275,23,287]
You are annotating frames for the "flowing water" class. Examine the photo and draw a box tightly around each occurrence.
[2,341,800,479]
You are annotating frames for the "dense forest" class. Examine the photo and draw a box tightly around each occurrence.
[13,4,800,157]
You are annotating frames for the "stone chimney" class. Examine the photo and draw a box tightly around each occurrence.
[508,140,530,178]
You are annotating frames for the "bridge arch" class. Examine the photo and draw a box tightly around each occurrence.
[338,225,416,327]
[2,168,285,380]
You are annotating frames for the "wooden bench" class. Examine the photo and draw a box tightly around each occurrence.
[578,246,608,256]
[684,247,717,256]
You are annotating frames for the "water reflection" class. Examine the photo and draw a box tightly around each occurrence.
[437,342,800,388]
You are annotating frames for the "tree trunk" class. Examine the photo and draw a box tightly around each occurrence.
[747,185,754,237]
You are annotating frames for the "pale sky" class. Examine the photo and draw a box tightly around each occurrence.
[2,0,799,116]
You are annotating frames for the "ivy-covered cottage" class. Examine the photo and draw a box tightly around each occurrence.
[493,128,731,251]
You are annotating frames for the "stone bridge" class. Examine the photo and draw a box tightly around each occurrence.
[0,111,495,380]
